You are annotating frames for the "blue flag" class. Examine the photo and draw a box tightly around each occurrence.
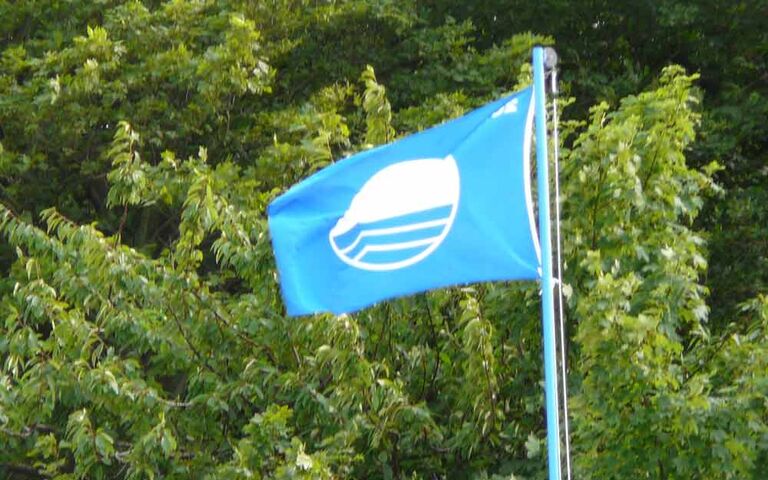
[268,86,540,316]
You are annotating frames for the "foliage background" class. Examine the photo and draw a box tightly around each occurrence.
[0,1,766,479]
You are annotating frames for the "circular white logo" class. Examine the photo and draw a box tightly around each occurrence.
[329,155,460,271]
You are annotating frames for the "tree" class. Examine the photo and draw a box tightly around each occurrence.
[0,1,766,479]
[562,67,767,479]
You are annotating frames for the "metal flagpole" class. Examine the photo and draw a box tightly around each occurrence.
[545,47,573,480]
[533,46,562,480]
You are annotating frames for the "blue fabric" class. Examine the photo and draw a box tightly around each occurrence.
[268,86,540,316]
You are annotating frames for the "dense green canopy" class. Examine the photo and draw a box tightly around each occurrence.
[0,1,766,479]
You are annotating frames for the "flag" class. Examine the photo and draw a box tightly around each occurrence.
[268,86,540,316]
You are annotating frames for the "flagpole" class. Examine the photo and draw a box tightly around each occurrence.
[547,48,574,480]
[533,45,562,480]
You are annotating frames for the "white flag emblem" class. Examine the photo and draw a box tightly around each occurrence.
[329,155,460,271]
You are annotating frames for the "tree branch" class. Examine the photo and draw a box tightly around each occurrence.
[0,463,51,479]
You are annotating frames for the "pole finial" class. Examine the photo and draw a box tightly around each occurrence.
[544,47,558,70]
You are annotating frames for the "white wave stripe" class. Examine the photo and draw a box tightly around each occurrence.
[353,237,441,262]
[339,218,450,255]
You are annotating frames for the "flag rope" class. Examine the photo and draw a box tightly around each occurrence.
[546,48,573,480]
